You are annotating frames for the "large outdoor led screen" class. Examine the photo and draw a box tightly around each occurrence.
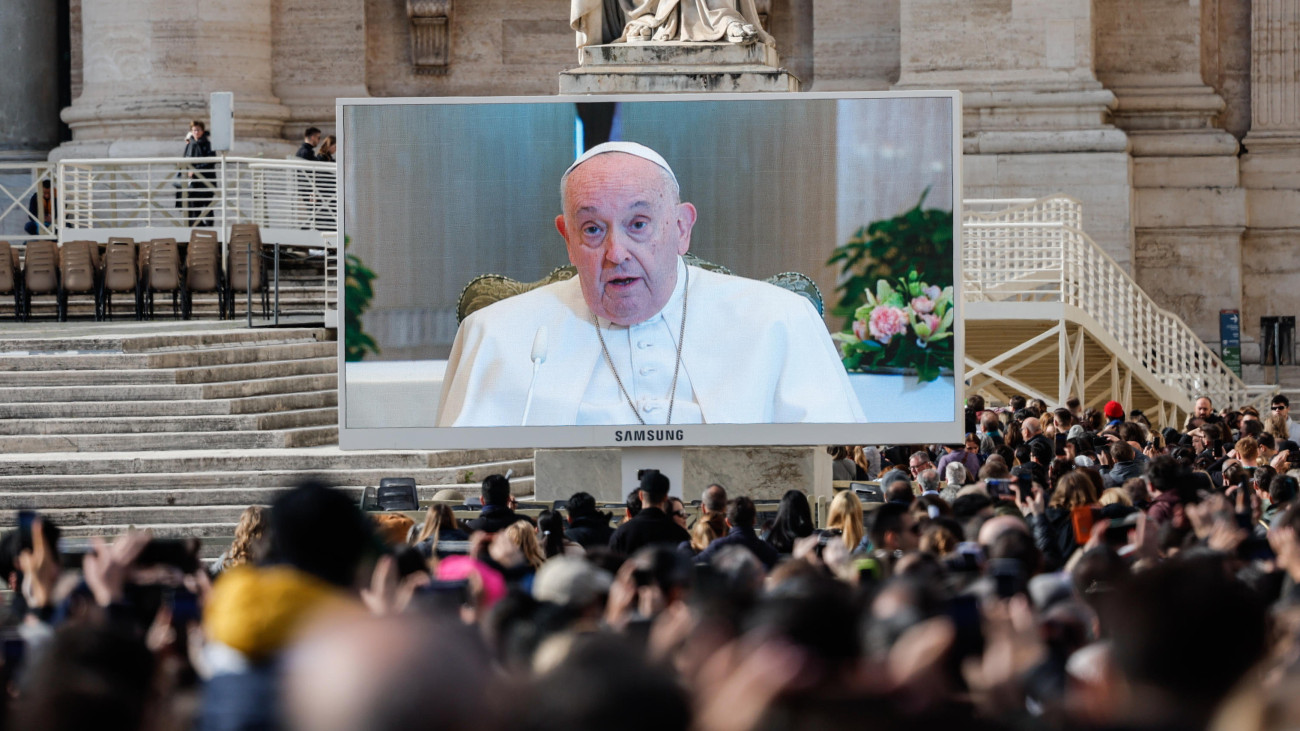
[338,91,962,449]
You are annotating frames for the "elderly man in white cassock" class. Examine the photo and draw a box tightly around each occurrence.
[435,142,867,427]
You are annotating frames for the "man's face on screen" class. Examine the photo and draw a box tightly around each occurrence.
[556,153,696,326]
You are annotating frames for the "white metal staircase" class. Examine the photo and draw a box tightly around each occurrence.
[961,196,1271,428]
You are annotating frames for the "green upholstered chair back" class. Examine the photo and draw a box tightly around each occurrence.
[456,254,823,323]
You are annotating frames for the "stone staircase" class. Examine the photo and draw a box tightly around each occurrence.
[0,322,534,558]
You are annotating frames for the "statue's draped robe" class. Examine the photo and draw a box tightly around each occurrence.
[571,0,773,47]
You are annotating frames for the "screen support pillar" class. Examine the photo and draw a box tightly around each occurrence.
[620,447,685,499]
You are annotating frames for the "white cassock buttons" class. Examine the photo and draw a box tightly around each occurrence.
[639,365,655,376]
[637,340,652,350]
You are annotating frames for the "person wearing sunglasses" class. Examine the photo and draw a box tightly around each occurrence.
[1272,394,1300,442]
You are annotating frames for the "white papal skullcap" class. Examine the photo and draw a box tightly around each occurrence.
[562,141,678,188]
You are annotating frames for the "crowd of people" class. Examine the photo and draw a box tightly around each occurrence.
[5,391,1300,731]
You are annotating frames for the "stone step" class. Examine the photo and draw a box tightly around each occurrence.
[0,477,537,510]
[0,447,535,476]
[2,505,254,528]
[0,389,336,418]
[0,460,534,491]
[0,373,336,403]
[0,425,338,453]
[0,407,337,435]
[56,522,238,540]
[0,340,335,370]
[0,327,328,355]
[0,356,336,386]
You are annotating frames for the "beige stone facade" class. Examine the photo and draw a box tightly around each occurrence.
[30,0,1300,354]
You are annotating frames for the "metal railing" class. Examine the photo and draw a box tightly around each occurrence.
[58,156,336,243]
[963,196,1268,411]
[43,155,339,324]
[0,162,57,241]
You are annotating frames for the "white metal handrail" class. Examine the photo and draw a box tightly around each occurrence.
[0,162,56,241]
[57,156,336,238]
[962,195,1262,410]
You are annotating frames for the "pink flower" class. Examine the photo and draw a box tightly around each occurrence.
[853,319,870,341]
[910,296,935,314]
[920,313,940,333]
[869,306,908,343]
[923,285,941,301]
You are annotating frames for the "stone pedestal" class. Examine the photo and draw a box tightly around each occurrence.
[559,42,800,94]
[0,0,61,159]
[534,446,832,504]
[56,0,292,159]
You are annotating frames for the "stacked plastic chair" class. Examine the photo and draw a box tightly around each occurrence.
[58,240,98,322]
[184,228,225,319]
[144,238,184,319]
[101,238,141,320]
[0,242,22,320]
[226,223,267,319]
[22,241,58,320]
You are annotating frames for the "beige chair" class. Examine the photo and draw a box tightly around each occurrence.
[0,242,21,320]
[59,240,99,321]
[184,231,225,319]
[226,224,267,319]
[22,240,58,320]
[145,238,183,319]
[101,240,140,320]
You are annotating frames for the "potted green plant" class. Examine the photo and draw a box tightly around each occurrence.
[826,194,955,383]
[344,236,381,362]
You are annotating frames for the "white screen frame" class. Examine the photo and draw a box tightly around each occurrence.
[336,90,964,450]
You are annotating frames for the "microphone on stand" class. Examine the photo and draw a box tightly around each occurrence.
[521,326,548,426]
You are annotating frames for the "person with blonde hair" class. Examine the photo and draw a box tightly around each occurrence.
[219,505,268,572]
[687,519,716,554]
[414,504,470,559]
[1098,487,1134,507]
[504,520,546,570]
[825,490,865,553]
[1265,413,1290,442]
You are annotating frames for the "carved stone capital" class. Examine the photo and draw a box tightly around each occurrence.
[407,0,451,74]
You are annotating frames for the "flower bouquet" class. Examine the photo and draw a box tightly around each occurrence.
[826,192,955,383]
[831,274,954,382]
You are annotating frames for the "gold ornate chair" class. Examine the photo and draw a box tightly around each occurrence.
[456,254,824,323]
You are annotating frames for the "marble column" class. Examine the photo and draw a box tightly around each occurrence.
[894,0,1134,269]
[272,0,370,139]
[1093,0,1246,342]
[1241,0,1300,337]
[0,0,62,160]
[56,0,291,159]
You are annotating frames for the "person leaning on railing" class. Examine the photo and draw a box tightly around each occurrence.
[24,180,55,237]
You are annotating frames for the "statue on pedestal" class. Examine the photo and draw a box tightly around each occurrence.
[570,0,773,48]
